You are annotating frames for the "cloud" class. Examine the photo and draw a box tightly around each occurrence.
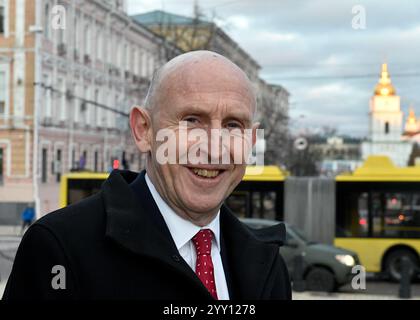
[126,0,420,137]
[225,15,250,30]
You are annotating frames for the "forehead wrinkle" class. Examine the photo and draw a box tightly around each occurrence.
[177,101,253,125]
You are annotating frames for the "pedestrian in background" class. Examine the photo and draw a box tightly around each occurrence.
[21,204,35,234]
[79,154,86,170]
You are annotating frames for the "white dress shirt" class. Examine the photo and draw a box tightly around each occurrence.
[145,173,230,300]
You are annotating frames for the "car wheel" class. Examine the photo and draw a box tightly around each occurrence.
[305,267,336,292]
[384,249,419,282]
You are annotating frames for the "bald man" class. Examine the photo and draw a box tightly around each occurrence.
[4,51,291,300]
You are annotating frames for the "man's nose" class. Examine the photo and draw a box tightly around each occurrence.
[207,121,230,164]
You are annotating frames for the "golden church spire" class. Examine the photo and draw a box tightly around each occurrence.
[405,105,418,134]
[374,63,396,96]
[408,106,416,124]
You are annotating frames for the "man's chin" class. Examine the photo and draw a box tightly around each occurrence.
[181,198,223,217]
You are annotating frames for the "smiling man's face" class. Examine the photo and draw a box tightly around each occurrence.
[130,51,258,226]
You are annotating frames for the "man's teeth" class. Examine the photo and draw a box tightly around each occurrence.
[191,168,220,178]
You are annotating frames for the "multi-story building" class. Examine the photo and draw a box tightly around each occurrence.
[0,0,177,223]
[0,0,37,225]
[131,10,261,83]
[310,135,362,176]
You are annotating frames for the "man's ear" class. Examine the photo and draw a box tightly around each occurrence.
[252,122,260,147]
[129,106,153,153]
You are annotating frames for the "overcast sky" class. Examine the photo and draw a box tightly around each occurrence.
[127,0,420,137]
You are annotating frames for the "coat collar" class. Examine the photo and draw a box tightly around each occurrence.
[102,169,280,300]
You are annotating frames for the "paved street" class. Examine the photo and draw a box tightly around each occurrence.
[0,236,20,297]
[294,280,420,300]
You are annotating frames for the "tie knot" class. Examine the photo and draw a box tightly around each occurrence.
[192,229,214,256]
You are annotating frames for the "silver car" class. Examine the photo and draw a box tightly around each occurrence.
[241,218,360,292]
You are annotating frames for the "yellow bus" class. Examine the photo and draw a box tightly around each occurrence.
[335,156,420,280]
[60,165,287,221]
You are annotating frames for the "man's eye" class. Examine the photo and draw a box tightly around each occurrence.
[226,122,242,129]
[184,117,199,124]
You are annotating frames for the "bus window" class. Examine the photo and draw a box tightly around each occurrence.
[67,179,104,205]
[225,190,278,220]
[337,182,420,239]
[336,191,369,238]
[252,191,276,220]
[225,191,249,218]
[372,192,420,239]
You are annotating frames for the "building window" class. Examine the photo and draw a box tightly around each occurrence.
[117,40,123,68]
[43,74,52,119]
[0,3,4,34]
[385,121,390,134]
[0,71,5,115]
[0,147,4,185]
[137,49,142,75]
[73,14,77,47]
[94,150,98,172]
[58,27,64,45]
[96,30,103,61]
[84,23,90,56]
[58,78,66,121]
[94,88,99,127]
[80,86,88,125]
[124,43,129,71]
[55,149,62,182]
[71,147,76,170]
[41,148,48,183]
[44,3,50,39]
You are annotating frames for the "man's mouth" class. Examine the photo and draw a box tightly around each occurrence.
[190,168,221,178]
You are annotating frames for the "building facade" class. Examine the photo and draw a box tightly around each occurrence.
[0,0,37,225]
[310,135,362,176]
[0,0,175,222]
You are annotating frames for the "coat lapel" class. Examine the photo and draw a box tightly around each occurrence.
[220,205,280,299]
[102,169,213,299]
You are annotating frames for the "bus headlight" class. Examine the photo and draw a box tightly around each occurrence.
[335,254,355,267]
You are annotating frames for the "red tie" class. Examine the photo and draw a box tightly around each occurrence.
[192,229,218,300]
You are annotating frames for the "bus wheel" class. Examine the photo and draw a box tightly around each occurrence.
[384,249,418,282]
[305,267,336,292]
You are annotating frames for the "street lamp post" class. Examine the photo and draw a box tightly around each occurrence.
[29,10,43,219]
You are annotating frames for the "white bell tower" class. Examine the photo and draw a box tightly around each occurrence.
[369,63,402,142]
[362,63,413,167]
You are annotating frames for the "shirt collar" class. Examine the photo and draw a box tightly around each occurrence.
[145,173,221,252]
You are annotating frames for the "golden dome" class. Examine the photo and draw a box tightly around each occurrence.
[374,63,396,96]
[407,107,416,125]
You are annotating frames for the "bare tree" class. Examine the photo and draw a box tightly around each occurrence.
[408,143,420,166]
[285,136,322,176]
[255,81,290,167]
[257,94,289,166]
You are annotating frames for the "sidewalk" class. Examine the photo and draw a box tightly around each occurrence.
[293,290,420,300]
[0,226,22,237]
[2,286,419,300]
